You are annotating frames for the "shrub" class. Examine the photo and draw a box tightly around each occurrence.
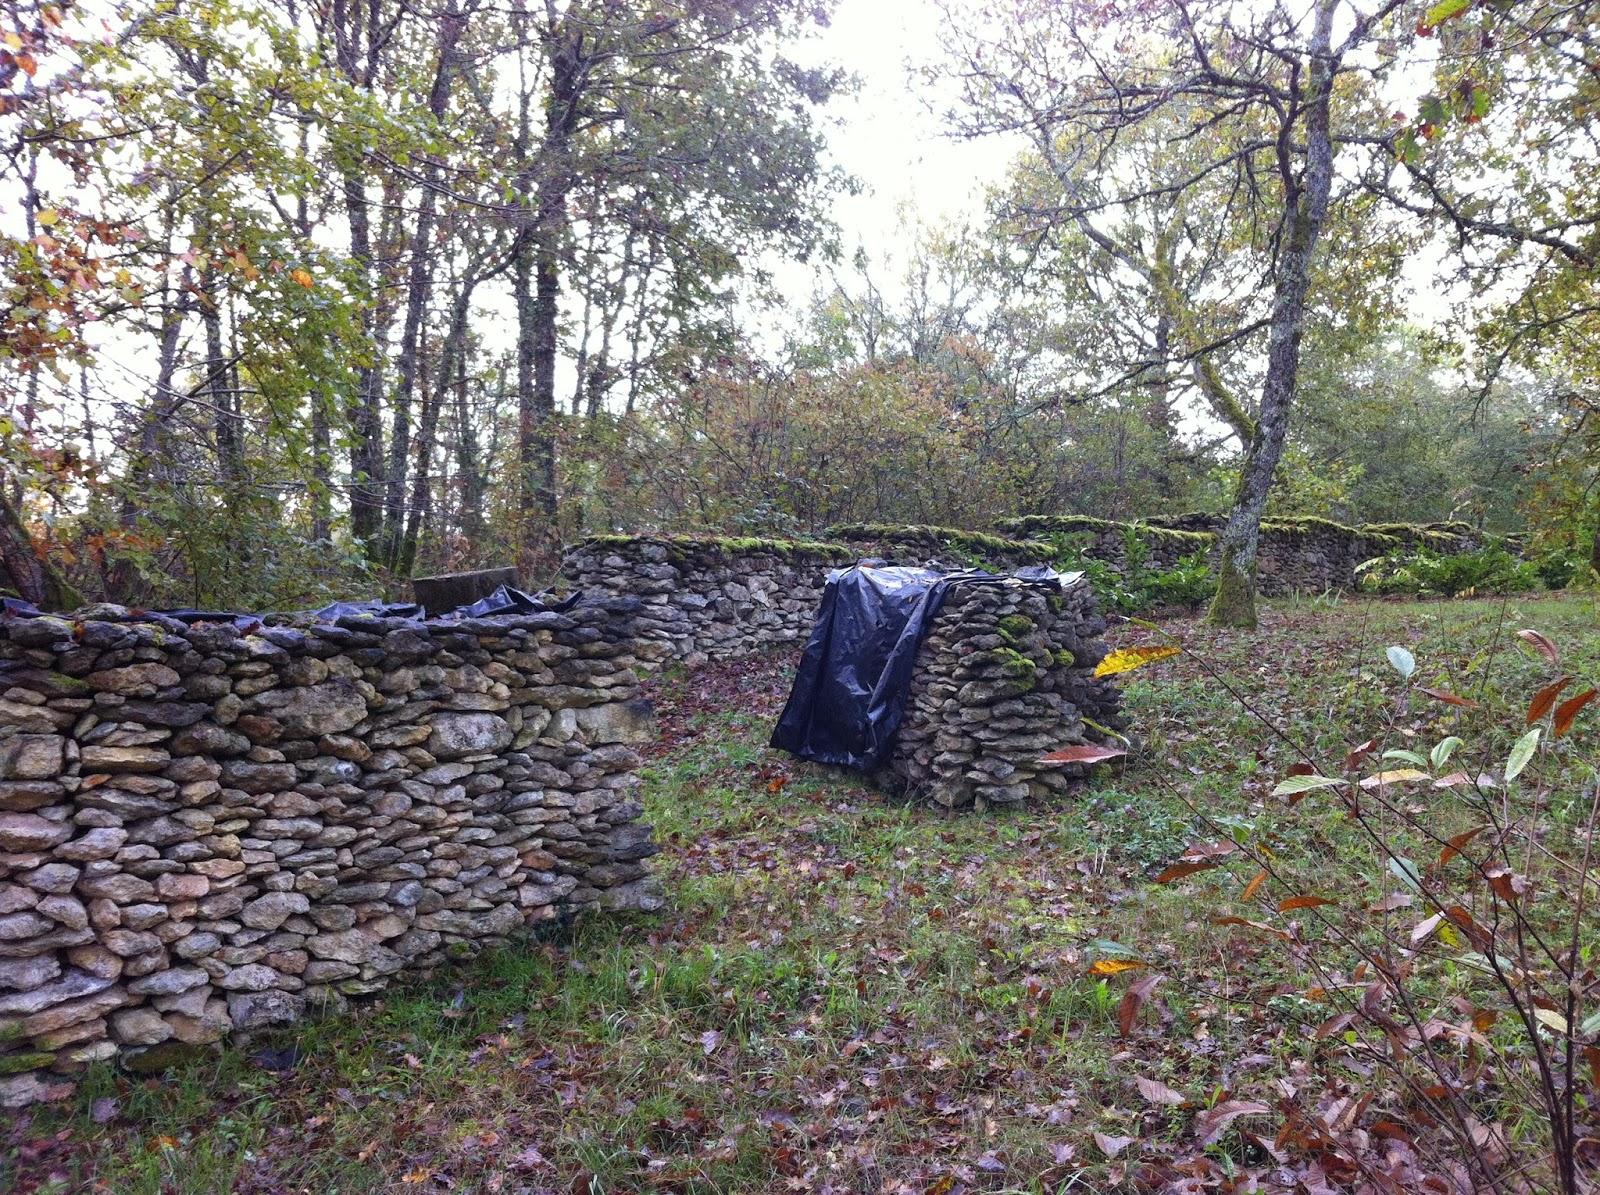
[1042,530,1216,614]
[1142,628,1600,1193]
[1355,544,1542,597]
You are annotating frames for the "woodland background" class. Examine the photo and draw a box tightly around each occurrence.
[0,0,1597,613]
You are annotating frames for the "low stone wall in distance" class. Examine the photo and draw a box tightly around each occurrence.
[562,536,855,666]
[825,524,1057,573]
[881,576,1125,810]
[0,599,658,1108]
[996,515,1483,596]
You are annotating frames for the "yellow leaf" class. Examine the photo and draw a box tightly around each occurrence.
[1089,958,1146,975]
[1358,768,1430,790]
[1094,644,1181,678]
[36,208,59,227]
[290,267,314,289]
[1534,1008,1569,1034]
[3,32,23,50]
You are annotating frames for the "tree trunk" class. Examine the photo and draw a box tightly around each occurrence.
[0,486,81,610]
[380,4,469,570]
[514,13,581,573]
[399,277,475,576]
[343,169,386,547]
[1208,0,1338,629]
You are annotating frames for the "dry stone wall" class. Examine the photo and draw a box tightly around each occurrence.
[879,577,1125,811]
[0,598,659,1108]
[561,536,854,666]
[824,525,1057,573]
[997,515,1483,596]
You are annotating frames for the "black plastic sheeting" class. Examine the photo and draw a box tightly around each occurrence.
[445,584,581,619]
[0,586,579,627]
[770,563,1076,771]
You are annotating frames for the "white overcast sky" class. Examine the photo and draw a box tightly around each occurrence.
[769,0,1024,305]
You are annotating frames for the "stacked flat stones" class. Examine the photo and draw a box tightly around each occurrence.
[826,525,1056,574]
[998,515,1484,597]
[878,576,1126,811]
[562,537,853,667]
[0,597,659,1108]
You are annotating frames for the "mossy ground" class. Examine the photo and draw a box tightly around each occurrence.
[8,594,1597,1194]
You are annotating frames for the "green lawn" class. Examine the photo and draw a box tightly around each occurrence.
[7,594,1598,1194]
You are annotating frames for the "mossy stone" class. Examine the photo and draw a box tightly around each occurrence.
[0,1050,55,1074]
[996,614,1035,642]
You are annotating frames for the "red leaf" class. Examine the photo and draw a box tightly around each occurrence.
[1527,676,1573,724]
[1438,825,1486,868]
[1516,628,1561,666]
[1154,859,1220,883]
[1278,895,1334,912]
[1553,688,1597,737]
[1418,686,1481,709]
[1038,743,1127,764]
[1344,738,1377,770]
[1117,973,1163,1037]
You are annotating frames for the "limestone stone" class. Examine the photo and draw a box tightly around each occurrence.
[79,745,171,774]
[240,892,309,931]
[253,681,369,738]
[427,712,512,759]
[110,1006,172,1046]
[84,663,181,696]
[0,813,71,852]
[0,735,64,781]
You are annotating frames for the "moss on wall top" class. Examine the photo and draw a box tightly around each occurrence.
[998,514,1215,546]
[826,523,1054,560]
[578,533,855,561]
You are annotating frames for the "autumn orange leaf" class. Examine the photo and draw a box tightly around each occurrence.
[1417,686,1481,709]
[1527,676,1572,724]
[1553,688,1597,737]
[1154,859,1220,883]
[1278,895,1334,912]
[1037,742,1126,764]
[1241,870,1267,901]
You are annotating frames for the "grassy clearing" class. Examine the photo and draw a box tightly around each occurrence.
[6,594,1597,1194]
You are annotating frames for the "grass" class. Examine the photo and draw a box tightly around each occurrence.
[6,593,1598,1194]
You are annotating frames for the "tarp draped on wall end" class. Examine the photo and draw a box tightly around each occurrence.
[770,564,1078,771]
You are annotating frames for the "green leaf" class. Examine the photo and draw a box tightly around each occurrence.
[1271,774,1346,797]
[1382,748,1429,767]
[1430,736,1463,770]
[1386,645,1416,680]
[1425,0,1473,26]
[1505,728,1540,782]
[1388,856,1424,895]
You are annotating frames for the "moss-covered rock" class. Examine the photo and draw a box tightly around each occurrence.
[996,614,1034,643]
[0,1051,55,1075]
